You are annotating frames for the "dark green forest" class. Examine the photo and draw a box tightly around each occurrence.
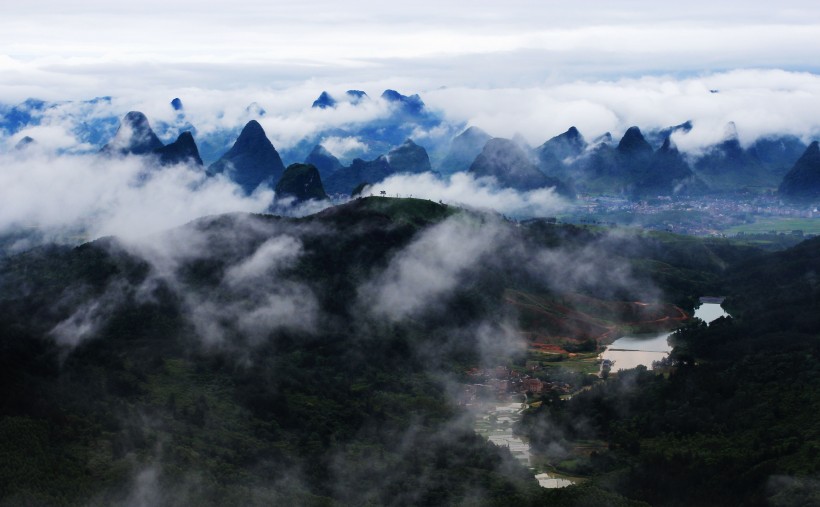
[0,197,817,506]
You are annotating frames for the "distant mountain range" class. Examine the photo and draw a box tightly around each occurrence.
[3,91,818,203]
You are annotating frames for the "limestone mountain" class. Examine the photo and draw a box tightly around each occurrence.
[274,163,329,203]
[536,126,587,180]
[323,156,394,196]
[645,120,693,149]
[439,126,492,174]
[312,91,337,109]
[386,139,431,174]
[101,111,164,155]
[381,89,425,115]
[345,90,368,103]
[617,126,654,165]
[208,120,285,194]
[633,138,706,197]
[469,138,574,196]
[748,135,807,179]
[304,145,343,179]
[154,131,203,166]
[693,123,768,190]
[778,141,820,202]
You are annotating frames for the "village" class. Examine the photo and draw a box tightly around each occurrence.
[457,364,575,405]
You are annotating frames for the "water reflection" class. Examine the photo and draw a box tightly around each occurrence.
[601,302,729,372]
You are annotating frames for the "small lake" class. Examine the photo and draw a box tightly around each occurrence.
[601,302,729,372]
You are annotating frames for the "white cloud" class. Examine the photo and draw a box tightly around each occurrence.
[319,135,369,160]
[2,2,820,100]
[358,215,511,322]
[0,150,273,241]
[362,172,568,217]
[423,70,820,151]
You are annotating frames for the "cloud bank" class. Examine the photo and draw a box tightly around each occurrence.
[362,172,568,217]
[0,150,273,244]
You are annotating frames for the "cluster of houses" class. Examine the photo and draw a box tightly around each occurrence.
[457,365,572,404]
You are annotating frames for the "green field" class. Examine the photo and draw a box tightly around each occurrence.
[723,216,820,235]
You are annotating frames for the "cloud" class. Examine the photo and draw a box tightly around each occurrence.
[2,2,820,100]
[125,215,322,352]
[362,172,569,217]
[0,150,273,242]
[319,135,369,160]
[358,215,507,322]
[223,235,303,286]
[423,70,820,151]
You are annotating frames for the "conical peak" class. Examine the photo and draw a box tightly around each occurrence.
[239,120,265,138]
[618,126,652,154]
[622,126,644,140]
[660,136,677,152]
[312,91,337,109]
[345,90,368,102]
[175,131,196,145]
[103,111,163,155]
[230,120,275,153]
[310,144,333,156]
[123,111,151,128]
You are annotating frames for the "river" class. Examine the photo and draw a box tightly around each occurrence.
[601,301,729,372]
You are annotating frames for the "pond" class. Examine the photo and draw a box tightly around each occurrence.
[600,301,729,372]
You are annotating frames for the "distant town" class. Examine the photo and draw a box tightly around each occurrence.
[567,193,820,237]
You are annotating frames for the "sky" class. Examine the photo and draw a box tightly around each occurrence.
[2,1,820,98]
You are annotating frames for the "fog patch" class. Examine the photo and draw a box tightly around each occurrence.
[362,172,568,217]
[319,135,369,161]
[359,215,511,322]
[0,151,273,246]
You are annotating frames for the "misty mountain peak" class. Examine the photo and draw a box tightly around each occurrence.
[470,137,573,196]
[565,126,581,141]
[381,89,425,114]
[538,126,587,158]
[346,90,368,103]
[102,111,164,155]
[305,144,343,179]
[660,136,677,152]
[617,126,653,156]
[208,120,285,194]
[170,97,184,111]
[275,163,329,203]
[594,132,613,146]
[386,138,431,174]
[439,126,493,174]
[312,91,337,109]
[155,131,203,166]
